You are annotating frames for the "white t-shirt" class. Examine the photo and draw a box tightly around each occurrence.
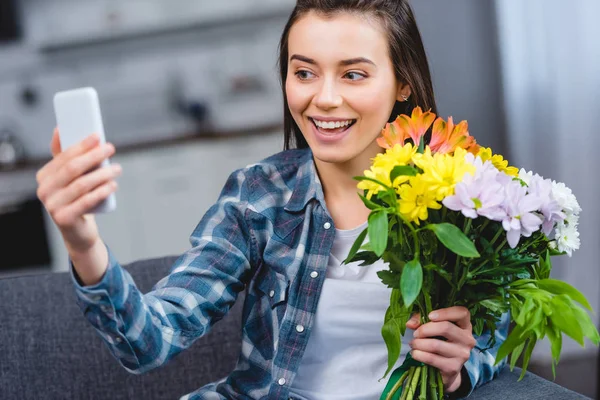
[289,221,413,400]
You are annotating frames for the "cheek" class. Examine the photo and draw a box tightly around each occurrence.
[285,79,312,118]
[349,83,396,122]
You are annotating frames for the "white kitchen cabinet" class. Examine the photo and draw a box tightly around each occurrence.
[85,131,283,268]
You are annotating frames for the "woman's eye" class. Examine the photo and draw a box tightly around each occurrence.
[344,71,367,81]
[295,70,315,80]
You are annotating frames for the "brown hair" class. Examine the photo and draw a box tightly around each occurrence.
[279,0,438,150]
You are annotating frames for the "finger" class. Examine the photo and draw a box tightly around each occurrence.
[37,132,100,185]
[413,321,465,343]
[406,312,421,329]
[429,306,472,330]
[45,163,122,213]
[410,338,471,360]
[39,142,115,202]
[52,180,118,227]
[410,350,463,384]
[50,127,62,157]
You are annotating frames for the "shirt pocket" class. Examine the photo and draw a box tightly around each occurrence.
[256,266,290,309]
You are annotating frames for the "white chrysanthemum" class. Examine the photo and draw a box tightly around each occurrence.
[555,220,580,257]
[518,168,534,185]
[551,181,582,215]
[564,213,579,228]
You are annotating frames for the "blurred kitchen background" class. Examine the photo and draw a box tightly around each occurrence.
[0,0,598,397]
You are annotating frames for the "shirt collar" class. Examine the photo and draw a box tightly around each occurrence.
[284,149,327,214]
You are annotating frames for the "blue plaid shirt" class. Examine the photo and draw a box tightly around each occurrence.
[71,148,508,399]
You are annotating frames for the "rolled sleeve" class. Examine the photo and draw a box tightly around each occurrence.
[459,312,510,398]
[69,167,257,374]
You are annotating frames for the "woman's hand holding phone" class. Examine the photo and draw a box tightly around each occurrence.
[35,128,121,285]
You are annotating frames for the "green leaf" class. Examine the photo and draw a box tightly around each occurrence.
[518,337,536,381]
[377,270,401,289]
[496,324,529,364]
[345,251,379,266]
[480,298,509,314]
[570,305,600,345]
[358,193,381,211]
[376,188,398,208]
[400,259,423,307]
[381,308,403,379]
[383,251,405,273]
[549,295,585,346]
[545,322,562,364]
[537,279,593,311]
[369,210,389,257]
[354,175,392,189]
[343,228,368,265]
[474,319,484,336]
[516,297,536,326]
[390,165,417,184]
[509,342,526,371]
[425,223,480,258]
[381,289,411,379]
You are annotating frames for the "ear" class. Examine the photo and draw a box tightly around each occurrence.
[396,83,412,102]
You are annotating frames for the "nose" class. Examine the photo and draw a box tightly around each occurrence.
[314,78,343,110]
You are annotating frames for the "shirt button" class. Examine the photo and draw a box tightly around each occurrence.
[269,290,275,298]
[278,377,286,386]
[296,325,305,333]
[323,222,332,230]
[115,336,122,344]
[310,271,318,279]
[92,295,102,302]
[100,305,109,313]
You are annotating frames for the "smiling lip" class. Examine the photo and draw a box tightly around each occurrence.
[310,116,355,122]
[308,116,356,144]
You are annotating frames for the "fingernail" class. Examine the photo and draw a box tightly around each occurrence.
[429,312,439,320]
[413,330,420,338]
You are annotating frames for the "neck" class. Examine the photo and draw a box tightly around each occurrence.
[314,141,383,228]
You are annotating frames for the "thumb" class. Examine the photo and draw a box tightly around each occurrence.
[50,127,62,157]
[406,312,421,329]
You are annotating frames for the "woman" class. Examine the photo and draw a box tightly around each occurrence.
[35,1,507,399]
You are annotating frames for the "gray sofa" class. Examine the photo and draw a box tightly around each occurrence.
[0,256,590,399]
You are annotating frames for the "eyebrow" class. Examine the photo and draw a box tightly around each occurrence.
[290,54,376,67]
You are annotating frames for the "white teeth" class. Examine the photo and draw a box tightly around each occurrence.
[312,119,354,129]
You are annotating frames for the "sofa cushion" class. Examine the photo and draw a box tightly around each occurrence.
[0,255,245,400]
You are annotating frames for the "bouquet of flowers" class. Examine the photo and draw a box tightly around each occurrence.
[344,107,600,400]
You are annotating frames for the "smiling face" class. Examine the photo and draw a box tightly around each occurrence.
[285,11,411,165]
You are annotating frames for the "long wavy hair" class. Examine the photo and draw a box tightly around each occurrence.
[278,0,438,150]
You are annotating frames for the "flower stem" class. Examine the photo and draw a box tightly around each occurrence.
[437,368,444,398]
[386,369,410,400]
[400,368,415,400]
[489,226,504,247]
[494,238,507,254]
[408,366,422,398]
[418,365,428,400]
[429,365,439,400]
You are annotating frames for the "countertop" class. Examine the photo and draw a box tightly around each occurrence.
[0,122,283,174]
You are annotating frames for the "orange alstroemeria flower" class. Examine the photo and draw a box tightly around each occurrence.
[429,116,480,155]
[377,106,436,149]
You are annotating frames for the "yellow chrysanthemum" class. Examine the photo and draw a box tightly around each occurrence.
[413,147,475,200]
[357,166,392,200]
[397,175,442,225]
[477,147,519,176]
[411,145,434,170]
[372,143,418,187]
[373,143,417,169]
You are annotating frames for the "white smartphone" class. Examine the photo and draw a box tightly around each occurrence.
[53,87,117,214]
